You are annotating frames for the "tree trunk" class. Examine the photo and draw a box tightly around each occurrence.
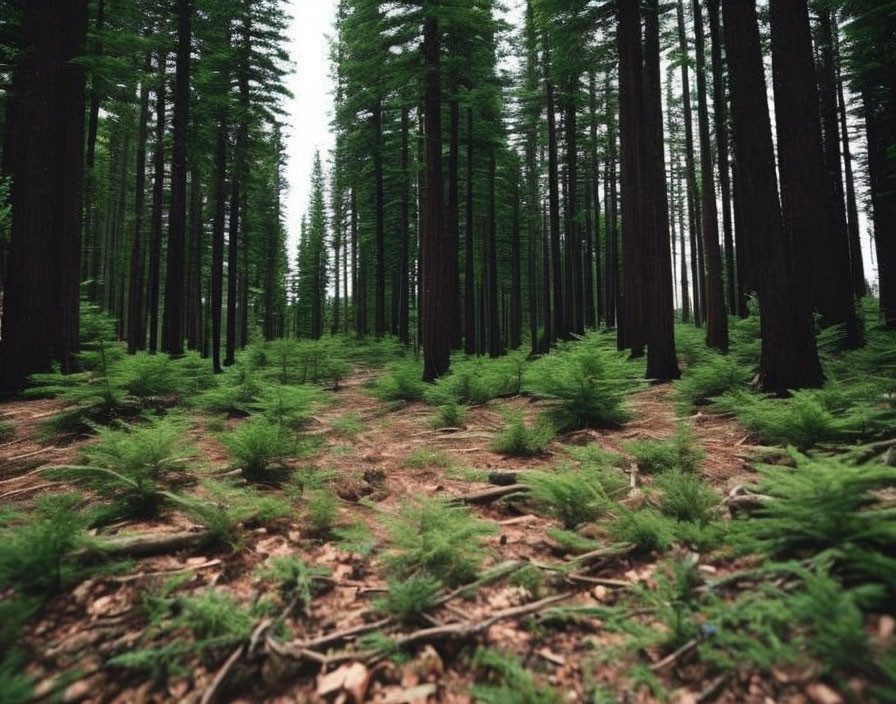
[421,16,450,381]
[486,151,501,358]
[0,0,88,392]
[127,51,152,355]
[464,106,476,356]
[723,0,823,392]
[211,109,227,373]
[693,0,728,352]
[544,43,565,342]
[510,167,523,349]
[770,0,860,349]
[642,0,681,380]
[162,0,190,357]
[373,98,386,338]
[147,51,166,354]
[447,97,462,349]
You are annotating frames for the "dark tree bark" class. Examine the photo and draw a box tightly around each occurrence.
[677,0,702,326]
[617,0,646,357]
[564,91,583,336]
[83,0,106,297]
[604,75,619,330]
[447,97,462,349]
[544,42,565,342]
[834,27,866,299]
[211,110,227,373]
[731,155,751,316]
[723,0,823,391]
[162,0,190,356]
[373,98,386,338]
[707,0,736,314]
[510,167,523,349]
[421,16,450,380]
[642,0,681,380]
[464,106,477,356]
[398,108,411,345]
[693,0,728,352]
[147,51,167,354]
[0,0,88,392]
[587,71,601,328]
[486,152,501,358]
[127,52,153,355]
[770,0,860,348]
[186,169,203,351]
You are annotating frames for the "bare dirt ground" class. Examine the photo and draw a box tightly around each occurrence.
[0,371,829,704]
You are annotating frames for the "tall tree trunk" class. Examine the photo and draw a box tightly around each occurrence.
[604,77,619,330]
[544,43,566,342]
[617,0,646,357]
[486,151,501,357]
[127,51,152,355]
[723,0,823,391]
[147,51,166,354]
[84,0,106,299]
[677,0,703,326]
[693,0,728,351]
[510,167,523,349]
[587,71,601,328]
[211,109,227,372]
[835,27,866,298]
[186,169,203,350]
[707,0,736,314]
[162,0,190,356]
[398,109,411,345]
[447,97,462,349]
[770,0,860,349]
[464,106,477,356]
[642,0,680,380]
[373,98,386,338]
[0,0,88,392]
[421,16,449,380]
[565,92,583,335]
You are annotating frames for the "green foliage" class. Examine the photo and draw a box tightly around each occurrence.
[334,521,377,557]
[676,353,752,408]
[522,465,627,529]
[564,444,627,470]
[110,353,183,399]
[373,360,427,403]
[402,448,453,469]
[655,470,719,524]
[306,489,340,535]
[52,417,191,518]
[223,416,293,479]
[607,508,676,554]
[376,574,442,620]
[330,412,364,437]
[509,563,545,596]
[172,351,218,395]
[258,556,329,606]
[252,383,321,430]
[426,352,528,406]
[381,498,496,586]
[626,427,703,474]
[195,367,261,416]
[546,528,599,554]
[470,648,563,704]
[0,420,14,442]
[491,412,554,456]
[735,454,896,588]
[178,588,254,641]
[525,339,639,431]
[0,494,89,596]
[0,651,34,704]
[715,389,848,450]
[184,480,290,548]
[433,402,467,429]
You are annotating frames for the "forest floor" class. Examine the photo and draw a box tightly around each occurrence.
[0,362,886,704]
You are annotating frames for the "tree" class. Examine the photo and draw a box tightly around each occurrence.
[723,0,823,392]
[0,0,88,392]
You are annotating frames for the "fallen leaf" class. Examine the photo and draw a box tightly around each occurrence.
[343,663,371,704]
[806,683,844,704]
[382,684,438,704]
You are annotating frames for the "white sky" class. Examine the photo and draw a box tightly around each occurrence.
[283,0,339,257]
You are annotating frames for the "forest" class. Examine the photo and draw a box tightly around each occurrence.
[0,0,895,702]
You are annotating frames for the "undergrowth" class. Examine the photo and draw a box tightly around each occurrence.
[491,412,554,456]
[522,465,627,528]
[626,426,703,474]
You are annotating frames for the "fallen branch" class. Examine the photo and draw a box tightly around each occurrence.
[108,559,222,583]
[571,543,634,567]
[649,638,699,672]
[199,644,245,704]
[0,481,62,500]
[81,530,211,559]
[452,484,528,506]
[725,486,772,515]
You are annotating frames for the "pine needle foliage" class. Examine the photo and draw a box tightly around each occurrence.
[305,489,340,536]
[626,427,703,474]
[426,352,528,406]
[607,508,676,554]
[251,383,322,430]
[0,493,90,596]
[0,651,33,704]
[491,412,554,456]
[194,367,262,416]
[49,417,192,518]
[676,353,752,409]
[655,470,720,524]
[433,402,467,429]
[373,360,427,403]
[470,648,564,704]
[522,465,627,528]
[0,420,14,442]
[183,480,291,548]
[525,340,640,431]
[222,416,293,480]
[402,448,453,469]
[381,498,496,586]
[376,574,442,620]
[258,556,329,606]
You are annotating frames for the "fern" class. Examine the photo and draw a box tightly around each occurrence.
[258,556,329,607]
[626,426,703,474]
[655,470,719,524]
[491,412,554,457]
[522,465,627,529]
[183,480,291,548]
[376,574,442,620]
[223,416,293,480]
[607,508,676,554]
[373,360,427,403]
[676,353,752,408]
[470,648,563,704]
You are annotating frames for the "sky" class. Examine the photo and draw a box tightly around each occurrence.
[283,0,339,257]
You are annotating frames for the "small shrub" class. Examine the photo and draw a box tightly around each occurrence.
[627,427,703,474]
[184,480,290,548]
[426,353,527,406]
[655,470,719,524]
[433,402,467,429]
[402,448,452,469]
[0,493,89,596]
[258,556,328,607]
[522,466,627,529]
[491,413,554,457]
[565,444,627,470]
[334,521,377,557]
[376,574,442,620]
[173,351,218,395]
[373,360,426,403]
[0,651,33,704]
[470,648,563,704]
[382,498,495,586]
[178,588,254,642]
[676,353,751,408]
[253,383,321,430]
[223,417,292,480]
[0,421,14,442]
[525,341,639,431]
[331,412,364,437]
[284,465,335,500]
[306,489,339,536]
[111,353,183,399]
[195,367,261,416]
[608,508,675,554]
[546,527,599,554]
[509,564,545,596]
